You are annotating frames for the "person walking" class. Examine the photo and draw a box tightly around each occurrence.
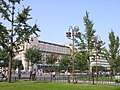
[29,70,32,80]
[2,70,6,79]
[32,69,36,80]
[18,70,21,80]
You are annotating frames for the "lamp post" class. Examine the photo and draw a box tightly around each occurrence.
[91,35,102,81]
[66,26,80,83]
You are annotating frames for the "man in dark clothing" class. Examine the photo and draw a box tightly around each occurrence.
[32,69,36,80]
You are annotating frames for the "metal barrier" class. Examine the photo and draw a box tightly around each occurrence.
[3,73,120,86]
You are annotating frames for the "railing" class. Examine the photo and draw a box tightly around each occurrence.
[0,73,120,86]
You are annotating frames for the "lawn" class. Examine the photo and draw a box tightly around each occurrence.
[0,81,120,90]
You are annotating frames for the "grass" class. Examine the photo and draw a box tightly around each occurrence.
[0,81,120,90]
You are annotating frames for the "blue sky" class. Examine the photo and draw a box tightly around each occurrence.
[1,0,120,48]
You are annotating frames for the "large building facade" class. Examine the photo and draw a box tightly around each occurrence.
[15,37,71,71]
[15,37,110,72]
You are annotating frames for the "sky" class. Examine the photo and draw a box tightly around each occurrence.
[1,0,120,48]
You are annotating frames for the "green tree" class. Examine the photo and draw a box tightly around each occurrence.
[108,30,120,75]
[76,11,96,75]
[83,11,96,74]
[75,52,88,72]
[0,0,40,82]
[46,55,56,65]
[116,55,120,72]
[59,55,71,72]
[24,47,42,70]
[12,59,23,71]
[46,54,57,71]
[75,12,105,82]
[0,48,9,67]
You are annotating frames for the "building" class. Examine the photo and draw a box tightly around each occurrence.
[15,37,71,71]
[15,37,110,72]
[89,50,110,73]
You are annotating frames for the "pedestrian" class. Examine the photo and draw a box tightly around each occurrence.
[38,69,42,76]
[5,70,8,80]
[2,69,8,81]
[52,71,56,78]
[18,70,21,80]
[2,70,6,78]
[32,69,36,80]
[65,70,68,75]
[29,70,32,80]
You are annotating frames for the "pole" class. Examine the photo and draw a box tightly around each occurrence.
[72,29,75,83]
[92,67,94,84]
[66,26,80,83]
[95,37,98,81]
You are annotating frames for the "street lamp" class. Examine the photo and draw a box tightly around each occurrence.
[66,26,80,83]
[91,35,102,81]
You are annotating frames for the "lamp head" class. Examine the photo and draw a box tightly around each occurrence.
[66,31,71,38]
[74,26,79,32]
[75,32,81,38]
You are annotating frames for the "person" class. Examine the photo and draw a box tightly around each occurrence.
[18,70,21,80]
[65,70,68,75]
[2,70,6,78]
[38,69,43,76]
[29,70,32,80]
[52,71,56,79]
[2,69,8,81]
[5,70,8,79]
[32,69,36,80]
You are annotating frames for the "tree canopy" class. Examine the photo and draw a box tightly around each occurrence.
[24,47,42,66]
[0,0,40,82]
[108,30,120,74]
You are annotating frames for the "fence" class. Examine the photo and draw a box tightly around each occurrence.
[0,73,120,86]
[35,73,120,86]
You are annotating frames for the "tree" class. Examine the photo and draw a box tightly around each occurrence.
[75,52,88,72]
[76,11,105,81]
[46,54,57,71]
[46,55,56,65]
[0,48,9,67]
[24,47,42,70]
[12,59,23,71]
[76,11,96,75]
[116,55,120,72]
[0,0,40,82]
[83,11,96,74]
[59,55,71,72]
[108,30,120,75]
